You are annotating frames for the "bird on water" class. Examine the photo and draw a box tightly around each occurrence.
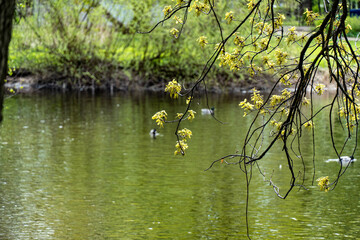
[149,129,159,138]
[325,156,356,165]
[201,107,215,115]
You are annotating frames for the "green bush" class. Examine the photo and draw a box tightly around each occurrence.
[346,16,360,37]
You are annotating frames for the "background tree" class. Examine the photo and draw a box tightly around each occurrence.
[9,0,230,90]
[0,0,16,122]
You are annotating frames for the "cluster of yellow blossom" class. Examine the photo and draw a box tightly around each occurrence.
[274,14,285,29]
[239,99,254,117]
[338,42,350,56]
[338,95,360,131]
[345,24,352,34]
[217,22,292,74]
[163,5,172,16]
[317,176,330,192]
[237,87,315,137]
[218,52,235,68]
[314,84,325,95]
[302,97,310,106]
[229,58,244,71]
[187,110,196,121]
[352,83,360,96]
[281,88,291,99]
[174,128,193,155]
[174,15,183,24]
[176,113,184,119]
[250,88,263,109]
[258,38,269,50]
[225,11,234,24]
[274,49,288,65]
[234,34,245,48]
[189,0,210,17]
[248,67,255,77]
[8,67,14,76]
[315,35,323,44]
[178,128,192,139]
[269,89,291,108]
[239,88,264,116]
[172,0,185,5]
[197,36,208,48]
[164,0,187,17]
[270,120,296,137]
[285,27,297,45]
[165,79,182,98]
[255,22,272,35]
[239,88,294,117]
[170,28,179,38]
[269,95,282,107]
[262,56,269,65]
[303,8,319,25]
[280,74,291,86]
[175,110,196,121]
[247,0,255,10]
[248,64,262,77]
[304,120,314,129]
[186,96,193,104]
[152,110,168,128]
[270,120,282,131]
[153,79,198,156]
[298,33,308,44]
[174,140,188,155]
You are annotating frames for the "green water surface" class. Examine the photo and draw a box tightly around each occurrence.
[0,92,359,239]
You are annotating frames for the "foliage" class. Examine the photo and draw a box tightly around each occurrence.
[148,0,360,238]
[8,0,254,89]
[346,16,360,37]
[10,0,141,86]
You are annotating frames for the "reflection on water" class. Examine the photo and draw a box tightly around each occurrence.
[0,91,359,239]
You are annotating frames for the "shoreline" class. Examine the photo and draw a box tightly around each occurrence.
[5,68,334,95]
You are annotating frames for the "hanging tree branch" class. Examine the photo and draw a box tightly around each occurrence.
[147,0,359,238]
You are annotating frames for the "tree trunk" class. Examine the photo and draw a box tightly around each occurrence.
[0,0,16,122]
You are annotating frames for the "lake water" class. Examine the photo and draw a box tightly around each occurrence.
[0,91,359,239]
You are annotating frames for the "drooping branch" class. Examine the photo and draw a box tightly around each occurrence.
[147,0,359,237]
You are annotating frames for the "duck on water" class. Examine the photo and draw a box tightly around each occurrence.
[325,156,356,165]
[201,107,215,115]
[149,129,160,138]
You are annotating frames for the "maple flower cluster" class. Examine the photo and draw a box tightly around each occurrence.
[174,128,193,155]
[165,79,182,99]
[152,110,168,128]
[153,78,198,156]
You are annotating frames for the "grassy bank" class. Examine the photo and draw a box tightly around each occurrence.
[7,0,245,91]
[6,1,360,93]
